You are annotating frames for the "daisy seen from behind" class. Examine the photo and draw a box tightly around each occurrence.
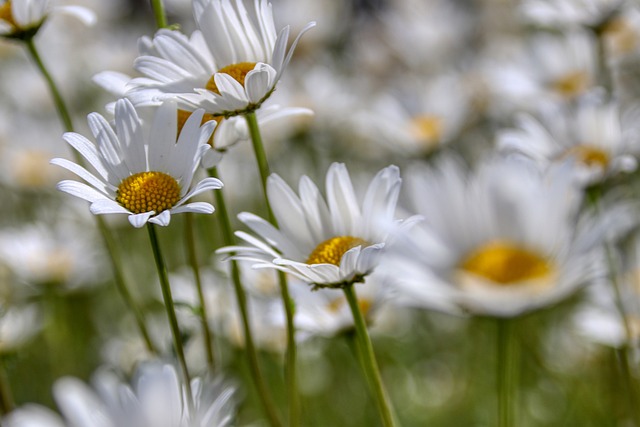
[385,156,610,318]
[52,98,223,228]
[219,163,402,289]
[0,0,95,39]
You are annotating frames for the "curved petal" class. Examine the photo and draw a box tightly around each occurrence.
[129,212,155,228]
[148,210,171,226]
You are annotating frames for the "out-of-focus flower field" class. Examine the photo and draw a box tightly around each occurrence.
[2,0,640,426]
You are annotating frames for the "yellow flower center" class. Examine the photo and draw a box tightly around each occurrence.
[409,115,443,149]
[551,71,589,98]
[0,1,16,27]
[564,145,610,169]
[177,109,223,146]
[306,236,369,266]
[116,171,180,214]
[459,240,552,285]
[205,62,257,95]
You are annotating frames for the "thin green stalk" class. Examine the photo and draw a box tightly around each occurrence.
[97,217,157,354]
[343,285,397,427]
[245,112,299,427]
[590,192,640,423]
[150,0,168,29]
[497,318,516,427]
[146,223,194,412]
[184,213,216,371]
[25,38,73,132]
[0,357,15,415]
[25,36,157,354]
[616,347,640,427]
[208,167,283,427]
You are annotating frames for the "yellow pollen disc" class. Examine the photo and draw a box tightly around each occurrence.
[459,240,552,285]
[206,62,257,95]
[306,236,369,266]
[551,71,589,98]
[116,171,180,214]
[177,109,223,146]
[564,145,610,169]
[410,115,443,148]
[0,1,16,27]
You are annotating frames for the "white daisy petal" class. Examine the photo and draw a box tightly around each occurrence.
[129,212,156,228]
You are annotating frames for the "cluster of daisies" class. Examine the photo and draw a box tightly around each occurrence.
[2,0,640,425]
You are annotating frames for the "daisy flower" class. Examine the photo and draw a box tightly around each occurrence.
[384,156,614,317]
[485,30,598,112]
[362,74,472,156]
[51,98,223,228]
[0,0,95,39]
[4,363,237,427]
[497,92,640,183]
[520,0,624,29]
[219,163,402,289]
[109,0,314,118]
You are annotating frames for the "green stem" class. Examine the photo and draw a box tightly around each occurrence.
[0,357,15,415]
[25,38,73,133]
[146,223,194,412]
[97,217,157,355]
[245,111,273,217]
[208,167,283,427]
[150,0,168,29]
[245,112,299,427]
[343,285,397,427]
[184,213,216,371]
[616,347,640,427]
[497,318,516,427]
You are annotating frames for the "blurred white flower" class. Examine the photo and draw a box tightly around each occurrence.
[219,163,402,289]
[4,362,238,427]
[498,92,640,183]
[0,304,41,353]
[485,30,598,112]
[0,218,105,290]
[0,0,95,39]
[52,99,222,228]
[520,0,624,29]
[361,74,472,156]
[384,156,611,317]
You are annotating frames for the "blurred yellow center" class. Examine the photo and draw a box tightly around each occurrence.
[177,109,223,146]
[460,240,552,285]
[603,18,638,54]
[206,62,257,95]
[0,1,15,27]
[410,115,443,147]
[327,297,372,316]
[116,171,180,214]
[551,71,589,97]
[306,236,368,266]
[564,145,610,169]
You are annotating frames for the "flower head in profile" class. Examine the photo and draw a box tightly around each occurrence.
[219,163,402,289]
[4,363,237,427]
[384,156,614,318]
[118,0,314,117]
[52,98,223,228]
[0,0,95,39]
